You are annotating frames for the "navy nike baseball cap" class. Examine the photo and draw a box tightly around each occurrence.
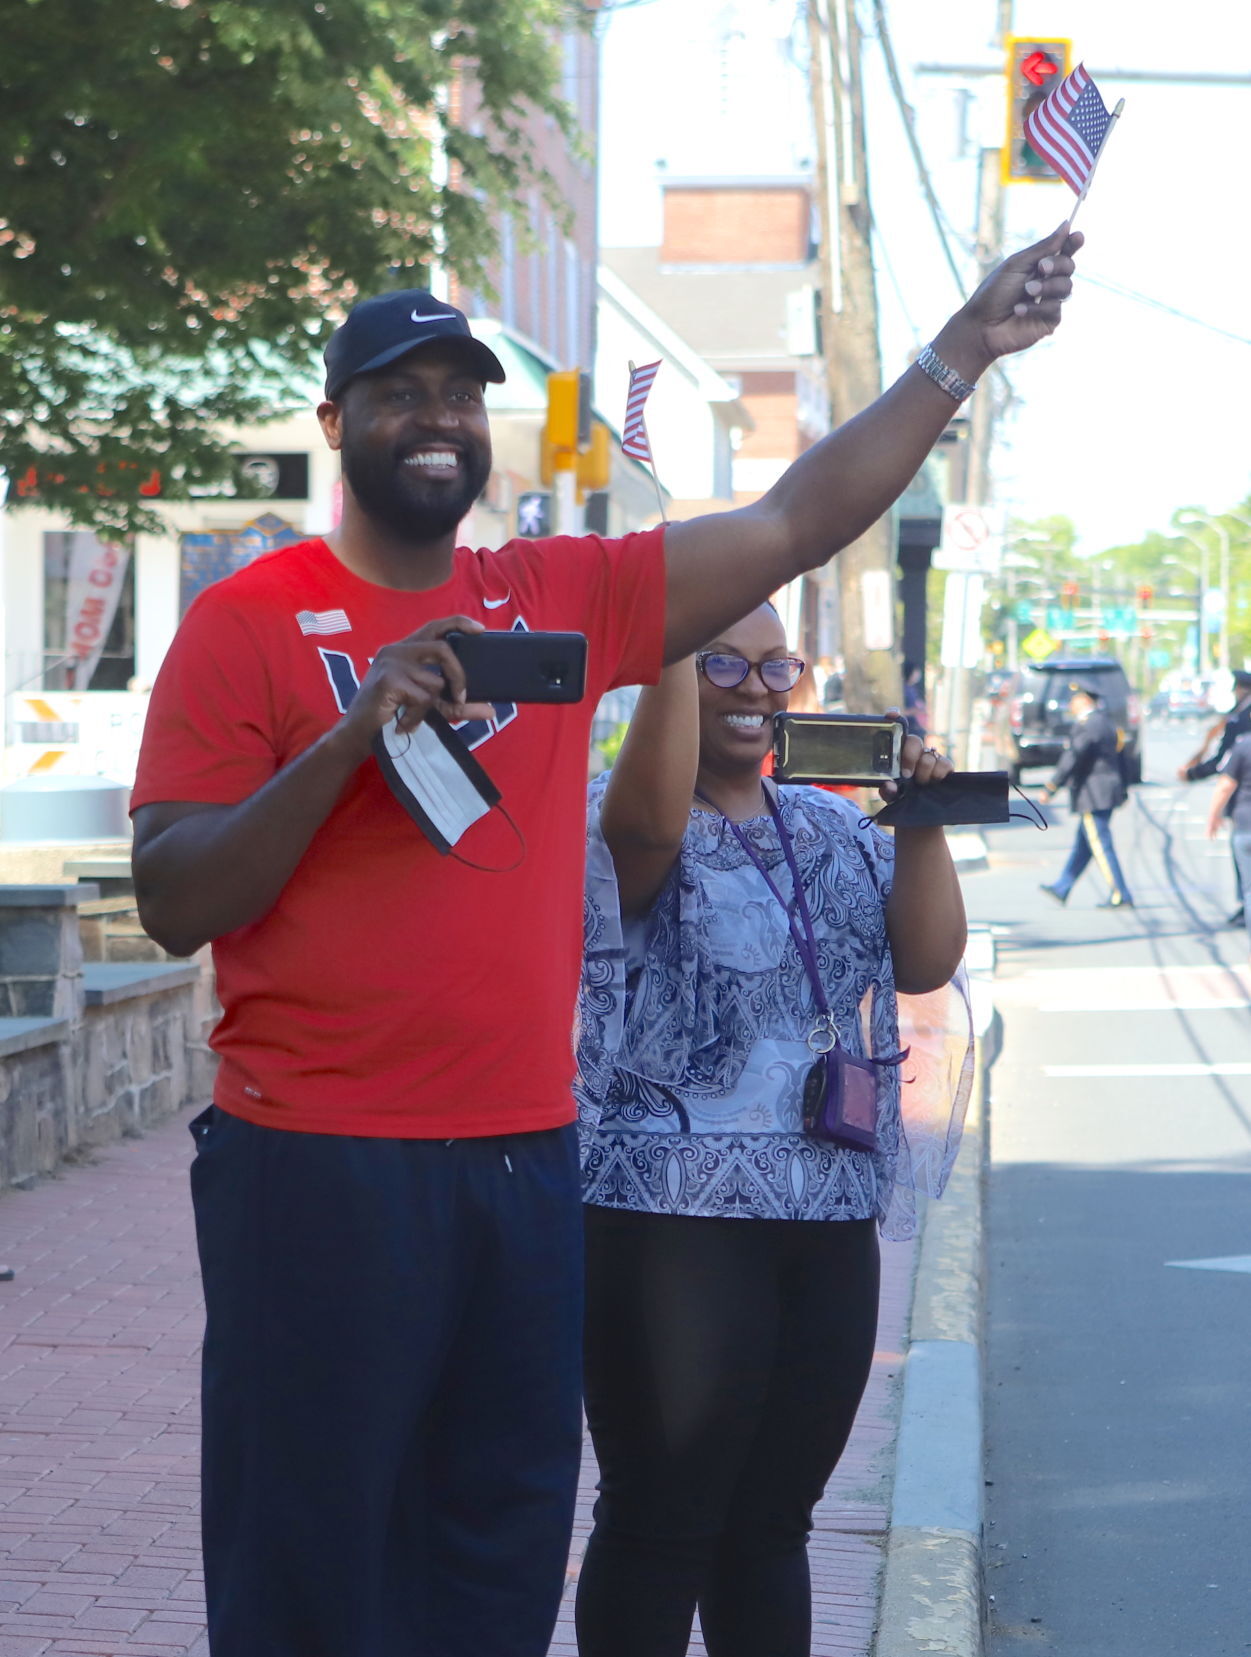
[323,289,506,401]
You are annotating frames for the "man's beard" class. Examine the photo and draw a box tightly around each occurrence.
[340,433,492,542]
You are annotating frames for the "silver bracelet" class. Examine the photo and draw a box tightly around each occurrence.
[915,343,978,403]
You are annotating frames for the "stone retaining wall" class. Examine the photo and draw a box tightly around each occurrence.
[0,886,216,1191]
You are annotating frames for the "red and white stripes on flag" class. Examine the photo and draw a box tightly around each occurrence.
[1024,63,1113,195]
[621,361,661,463]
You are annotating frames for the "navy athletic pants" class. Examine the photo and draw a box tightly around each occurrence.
[189,1106,584,1657]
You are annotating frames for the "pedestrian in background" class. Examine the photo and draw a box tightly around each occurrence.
[1040,684,1134,909]
[1180,669,1251,926]
[1205,729,1251,955]
[573,604,970,1657]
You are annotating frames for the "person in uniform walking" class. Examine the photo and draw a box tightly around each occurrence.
[1039,684,1134,908]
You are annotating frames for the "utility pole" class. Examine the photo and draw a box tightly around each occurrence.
[807,0,900,713]
[943,142,1006,765]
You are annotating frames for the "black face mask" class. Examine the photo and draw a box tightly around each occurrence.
[867,770,1046,830]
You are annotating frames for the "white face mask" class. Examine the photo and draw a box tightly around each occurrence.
[373,709,500,854]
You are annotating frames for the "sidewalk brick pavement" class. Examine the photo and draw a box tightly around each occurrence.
[0,1108,914,1656]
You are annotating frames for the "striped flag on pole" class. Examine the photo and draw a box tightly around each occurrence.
[1024,63,1113,195]
[622,361,661,463]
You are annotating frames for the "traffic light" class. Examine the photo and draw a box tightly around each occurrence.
[544,370,591,456]
[577,422,612,499]
[1003,37,1072,184]
[1060,579,1080,610]
[1136,584,1154,608]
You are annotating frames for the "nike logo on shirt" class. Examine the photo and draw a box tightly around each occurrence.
[483,595,511,609]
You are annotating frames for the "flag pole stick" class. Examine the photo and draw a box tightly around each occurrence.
[1066,98,1124,230]
[646,452,668,525]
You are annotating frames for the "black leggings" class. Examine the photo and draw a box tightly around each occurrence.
[576,1206,880,1657]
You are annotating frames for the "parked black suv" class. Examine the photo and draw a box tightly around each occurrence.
[990,657,1143,784]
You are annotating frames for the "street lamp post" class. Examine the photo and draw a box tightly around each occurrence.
[1169,534,1212,674]
[1163,553,1205,675]
[1177,511,1230,673]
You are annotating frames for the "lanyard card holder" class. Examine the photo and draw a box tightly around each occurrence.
[802,1045,880,1152]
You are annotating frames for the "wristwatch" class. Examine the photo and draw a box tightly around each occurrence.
[915,343,978,404]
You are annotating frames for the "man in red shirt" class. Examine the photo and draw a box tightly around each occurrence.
[133,235,1080,1655]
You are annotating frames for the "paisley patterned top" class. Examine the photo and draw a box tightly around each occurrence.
[576,777,973,1240]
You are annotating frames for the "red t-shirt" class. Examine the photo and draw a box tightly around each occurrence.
[131,532,666,1137]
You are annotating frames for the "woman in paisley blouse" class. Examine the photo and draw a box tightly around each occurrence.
[574,602,969,1657]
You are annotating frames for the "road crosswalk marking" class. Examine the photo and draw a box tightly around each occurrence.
[1166,1256,1251,1274]
[995,963,1251,1013]
[1044,1062,1251,1078]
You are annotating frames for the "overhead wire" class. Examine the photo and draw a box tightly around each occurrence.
[864,0,969,304]
[862,4,1251,354]
[1079,272,1251,348]
[861,0,1014,405]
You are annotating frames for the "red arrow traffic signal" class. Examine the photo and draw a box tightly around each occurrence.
[1022,50,1059,85]
[1004,37,1071,182]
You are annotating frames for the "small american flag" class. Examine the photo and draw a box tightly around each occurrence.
[296,608,351,636]
[621,361,661,463]
[1024,63,1113,195]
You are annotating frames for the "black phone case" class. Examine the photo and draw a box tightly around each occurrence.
[447,631,588,704]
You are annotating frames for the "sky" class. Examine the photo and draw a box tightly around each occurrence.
[596,0,1251,556]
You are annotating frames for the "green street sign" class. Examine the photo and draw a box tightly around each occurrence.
[1014,601,1034,624]
[1100,606,1136,637]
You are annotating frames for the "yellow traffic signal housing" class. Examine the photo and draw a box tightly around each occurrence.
[1003,36,1072,184]
[545,370,582,453]
[577,423,612,496]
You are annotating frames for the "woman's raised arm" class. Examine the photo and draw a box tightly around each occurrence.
[599,659,700,917]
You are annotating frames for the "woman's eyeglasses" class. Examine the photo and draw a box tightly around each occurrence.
[696,651,806,693]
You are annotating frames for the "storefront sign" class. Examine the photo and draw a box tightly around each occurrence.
[179,513,304,616]
[63,534,131,691]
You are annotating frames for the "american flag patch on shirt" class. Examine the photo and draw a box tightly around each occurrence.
[296,609,351,636]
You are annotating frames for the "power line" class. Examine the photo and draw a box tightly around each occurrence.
[870,221,922,345]
[863,0,1015,406]
[865,0,969,303]
[1080,272,1251,348]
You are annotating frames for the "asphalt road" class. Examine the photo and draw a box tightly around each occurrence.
[969,718,1251,1657]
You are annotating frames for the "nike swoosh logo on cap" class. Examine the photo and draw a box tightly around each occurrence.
[483,594,511,609]
[410,310,457,325]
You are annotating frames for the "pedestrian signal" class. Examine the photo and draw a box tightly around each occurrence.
[517,491,552,538]
[1003,37,1072,184]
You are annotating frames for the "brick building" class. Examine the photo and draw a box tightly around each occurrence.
[604,173,832,659]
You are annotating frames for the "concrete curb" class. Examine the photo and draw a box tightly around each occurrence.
[946,831,990,877]
[873,925,993,1657]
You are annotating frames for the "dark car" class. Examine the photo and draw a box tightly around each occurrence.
[991,657,1142,784]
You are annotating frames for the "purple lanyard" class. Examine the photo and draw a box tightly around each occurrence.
[695,785,832,1027]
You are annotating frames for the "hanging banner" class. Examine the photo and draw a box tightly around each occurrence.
[63,533,130,691]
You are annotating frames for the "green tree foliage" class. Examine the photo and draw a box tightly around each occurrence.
[1,0,583,535]
[989,501,1251,685]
